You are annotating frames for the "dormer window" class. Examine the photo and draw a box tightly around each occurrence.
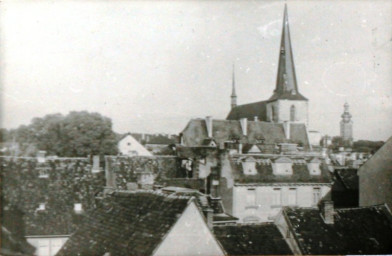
[74,203,83,214]
[241,157,257,175]
[308,158,321,175]
[272,157,293,175]
[38,168,49,178]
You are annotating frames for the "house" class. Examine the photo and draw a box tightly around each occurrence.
[275,202,392,255]
[56,191,225,256]
[358,136,392,209]
[331,168,359,208]
[1,156,106,256]
[118,133,153,157]
[214,223,292,255]
[219,154,332,222]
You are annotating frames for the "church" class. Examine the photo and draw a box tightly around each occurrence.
[227,5,309,126]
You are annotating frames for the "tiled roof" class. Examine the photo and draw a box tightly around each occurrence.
[232,158,332,184]
[284,205,392,254]
[1,226,36,256]
[226,100,268,121]
[335,168,358,190]
[1,158,105,236]
[214,223,292,255]
[57,192,191,256]
[181,119,310,149]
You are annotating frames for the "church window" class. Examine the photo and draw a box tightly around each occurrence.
[290,105,296,121]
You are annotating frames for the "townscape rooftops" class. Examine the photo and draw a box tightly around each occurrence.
[232,158,332,184]
[214,223,292,255]
[283,204,392,255]
[181,118,310,149]
[57,191,192,256]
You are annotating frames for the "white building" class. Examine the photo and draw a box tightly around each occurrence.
[118,133,152,157]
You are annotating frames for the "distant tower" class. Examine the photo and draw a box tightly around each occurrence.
[340,102,353,141]
[231,65,237,109]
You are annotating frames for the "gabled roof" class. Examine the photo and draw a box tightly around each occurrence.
[283,205,392,255]
[57,192,192,256]
[181,119,310,149]
[269,5,307,101]
[226,100,268,121]
[214,223,293,255]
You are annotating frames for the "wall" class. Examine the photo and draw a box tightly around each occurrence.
[118,135,152,156]
[153,202,224,256]
[27,237,68,256]
[266,100,308,124]
[358,138,392,209]
[232,185,330,222]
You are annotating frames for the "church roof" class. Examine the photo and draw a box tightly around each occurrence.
[180,118,310,149]
[269,4,307,101]
[226,100,268,121]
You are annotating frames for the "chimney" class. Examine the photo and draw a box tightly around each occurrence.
[254,116,258,122]
[238,143,243,154]
[320,200,334,224]
[204,208,214,230]
[205,116,213,138]
[283,121,291,140]
[240,118,248,136]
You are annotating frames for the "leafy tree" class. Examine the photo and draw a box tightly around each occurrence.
[6,111,118,157]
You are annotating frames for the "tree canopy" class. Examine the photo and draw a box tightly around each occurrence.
[4,111,118,157]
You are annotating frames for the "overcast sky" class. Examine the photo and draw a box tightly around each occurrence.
[1,0,391,140]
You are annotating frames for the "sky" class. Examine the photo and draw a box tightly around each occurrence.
[1,0,391,141]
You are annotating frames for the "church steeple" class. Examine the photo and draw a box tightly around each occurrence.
[231,64,237,109]
[269,4,307,101]
[340,102,353,141]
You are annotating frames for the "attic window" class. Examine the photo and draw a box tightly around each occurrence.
[74,203,83,213]
[127,142,131,146]
[39,169,49,178]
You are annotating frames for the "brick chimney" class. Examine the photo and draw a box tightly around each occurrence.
[320,200,335,224]
[204,208,214,230]
[240,118,248,136]
[205,116,213,138]
[283,121,291,140]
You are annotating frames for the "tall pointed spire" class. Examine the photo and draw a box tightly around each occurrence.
[231,64,237,109]
[269,4,307,101]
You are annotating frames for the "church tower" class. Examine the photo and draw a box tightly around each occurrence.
[266,5,308,124]
[340,102,353,142]
[231,65,237,109]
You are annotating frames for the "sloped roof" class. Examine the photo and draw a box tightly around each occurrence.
[57,192,191,256]
[335,168,358,190]
[284,205,392,255]
[1,226,36,256]
[226,100,268,121]
[214,223,292,255]
[232,159,332,184]
[181,119,310,149]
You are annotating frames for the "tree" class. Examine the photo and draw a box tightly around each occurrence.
[6,111,118,157]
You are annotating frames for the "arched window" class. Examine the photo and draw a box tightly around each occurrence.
[290,105,296,121]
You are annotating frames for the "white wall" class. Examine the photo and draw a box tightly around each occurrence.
[118,135,152,156]
[153,202,224,256]
[27,236,68,256]
[233,185,330,222]
[267,100,308,124]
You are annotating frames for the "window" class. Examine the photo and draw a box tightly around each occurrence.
[74,203,83,213]
[313,187,321,205]
[272,188,282,206]
[290,105,296,121]
[288,188,297,205]
[127,142,131,146]
[246,188,256,207]
[39,169,49,178]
